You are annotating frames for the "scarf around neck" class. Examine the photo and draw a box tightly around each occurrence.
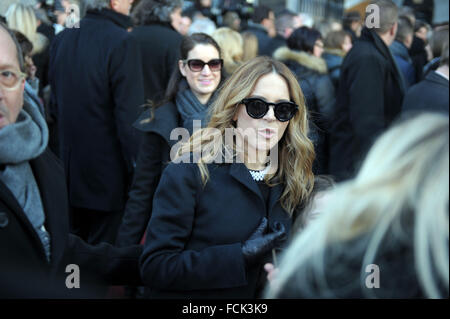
[0,100,50,262]
[175,88,213,135]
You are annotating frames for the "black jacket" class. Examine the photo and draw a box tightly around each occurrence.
[402,71,449,115]
[131,23,182,103]
[140,161,292,298]
[115,102,180,247]
[49,9,145,211]
[0,150,142,298]
[245,24,272,56]
[329,28,406,181]
[273,47,335,174]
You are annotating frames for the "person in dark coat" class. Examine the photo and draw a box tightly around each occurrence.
[116,33,223,247]
[402,40,449,115]
[390,17,416,88]
[329,0,406,182]
[139,56,316,299]
[409,20,431,82]
[343,11,362,43]
[266,113,449,299]
[273,27,335,175]
[244,5,275,56]
[265,10,298,57]
[131,0,183,103]
[0,23,142,298]
[322,30,353,91]
[48,0,145,244]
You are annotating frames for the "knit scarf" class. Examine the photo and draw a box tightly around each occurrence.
[0,100,50,262]
[175,88,213,135]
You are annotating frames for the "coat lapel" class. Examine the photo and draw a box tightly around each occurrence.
[30,151,69,273]
[229,163,264,203]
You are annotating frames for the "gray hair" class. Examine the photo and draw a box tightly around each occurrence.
[83,0,110,11]
[366,0,399,35]
[132,0,183,25]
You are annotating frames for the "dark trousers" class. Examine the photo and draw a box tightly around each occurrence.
[70,206,124,245]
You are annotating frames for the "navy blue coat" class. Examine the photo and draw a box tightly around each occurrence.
[402,71,449,115]
[49,9,145,211]
[140,161,292,298]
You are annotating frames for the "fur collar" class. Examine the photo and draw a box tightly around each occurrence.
[273,47,328,74]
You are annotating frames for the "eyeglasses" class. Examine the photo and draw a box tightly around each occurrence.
[0,69,26,91]
[241,98,298,122]
[183,59,223,72]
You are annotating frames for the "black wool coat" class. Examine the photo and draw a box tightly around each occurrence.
[328,28,406,181]
[0,150,142,298]
[131,23,182,103]
[140,161,292,299]
[402,71,449,115]
[49,9,145,211]
[115,102,180,247]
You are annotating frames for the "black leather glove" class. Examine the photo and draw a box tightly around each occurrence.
[242,218,286,266]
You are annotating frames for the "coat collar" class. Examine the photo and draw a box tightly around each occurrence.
[228,163,284,215]
[133,102,180,147]
[85,9,132,29]
[273,47,328,74]
[427,70,450,86]
[360,27,407,94]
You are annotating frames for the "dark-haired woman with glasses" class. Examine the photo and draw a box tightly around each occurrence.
[139,56,315,298]
[115,33,223,248]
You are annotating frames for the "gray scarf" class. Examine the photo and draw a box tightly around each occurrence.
[175,88,212,135]
[0,100,51,262]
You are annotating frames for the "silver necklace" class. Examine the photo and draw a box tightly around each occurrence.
[249,165,271,181]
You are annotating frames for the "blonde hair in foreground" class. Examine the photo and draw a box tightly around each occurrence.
[267,113,449,298]
[176,56,315,215]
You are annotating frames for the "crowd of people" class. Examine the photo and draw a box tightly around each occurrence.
[0,0,448,299]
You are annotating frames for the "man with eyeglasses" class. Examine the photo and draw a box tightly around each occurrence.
[0,23,142,298]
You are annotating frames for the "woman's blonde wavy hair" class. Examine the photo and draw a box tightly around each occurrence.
[176,56,316,215]
[267,113,449,298]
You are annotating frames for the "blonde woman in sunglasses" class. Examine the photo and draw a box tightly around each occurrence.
[139,56,315,298]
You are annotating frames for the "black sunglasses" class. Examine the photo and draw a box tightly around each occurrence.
[241,98,298,122]
[183,59,223,72]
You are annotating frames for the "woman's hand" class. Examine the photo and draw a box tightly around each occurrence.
[264,263,278,283]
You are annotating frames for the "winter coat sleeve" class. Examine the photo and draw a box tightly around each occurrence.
[109,35,145,173]
[67,234,143,285]
[139,162,248,291]
[115,132,166,247]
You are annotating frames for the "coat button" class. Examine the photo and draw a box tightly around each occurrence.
[0,212,9,228]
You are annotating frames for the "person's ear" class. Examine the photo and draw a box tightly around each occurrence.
[110,0,119,11]
[391,22,398,37]
[179,60,186,77]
